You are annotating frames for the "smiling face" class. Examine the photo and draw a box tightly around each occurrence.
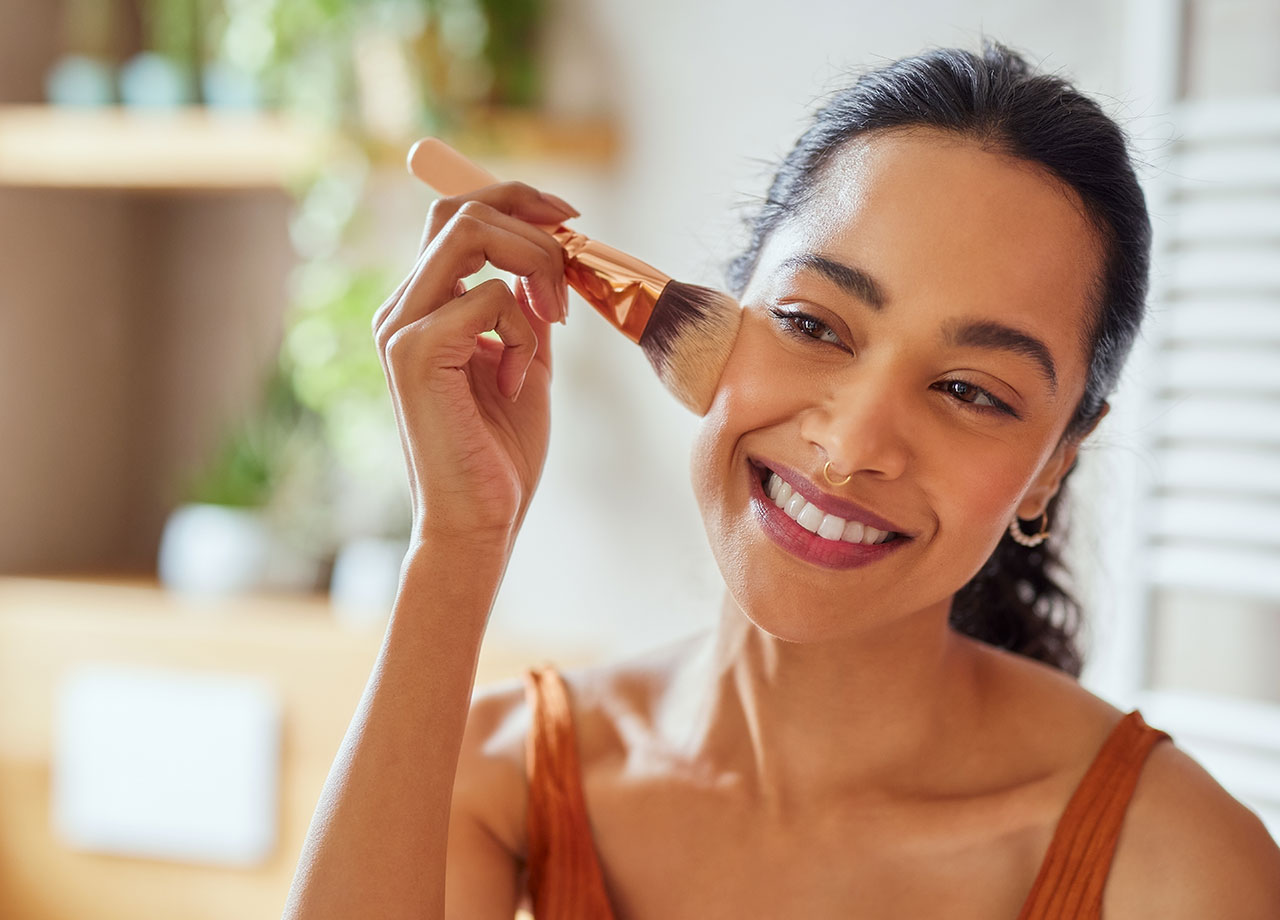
[691,128,1106,642]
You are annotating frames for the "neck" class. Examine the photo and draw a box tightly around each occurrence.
[660,592,989,819]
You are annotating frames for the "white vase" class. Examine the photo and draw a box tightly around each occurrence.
[158,503,326,599]
[158,503,273,598]
[329,537,409,629]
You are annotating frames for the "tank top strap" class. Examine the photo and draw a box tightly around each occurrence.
[522,665,616,920]
[1016,709,1173,920]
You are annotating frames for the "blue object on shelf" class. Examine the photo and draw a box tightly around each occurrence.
[202,61,262,110]
[119,52,195,108]
[45,54,117,106]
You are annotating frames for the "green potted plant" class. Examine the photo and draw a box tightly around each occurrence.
[281,258,414,625]
[157,363,332,597]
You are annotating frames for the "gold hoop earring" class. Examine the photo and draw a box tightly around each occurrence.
[823,460,852,487]
[1009,513,1050,547]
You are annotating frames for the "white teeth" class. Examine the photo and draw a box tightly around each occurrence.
[763,470,899,545]
[796,503,825,533]
[817,514,845,540]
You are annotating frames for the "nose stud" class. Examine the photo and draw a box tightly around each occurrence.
[823,460,852,487]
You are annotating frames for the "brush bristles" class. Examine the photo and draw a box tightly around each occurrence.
[639,281,743,415]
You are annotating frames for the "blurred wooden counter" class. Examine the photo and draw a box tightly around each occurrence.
[0,575,594,920]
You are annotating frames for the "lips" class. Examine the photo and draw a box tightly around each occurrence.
[746,459,912,570]
[747,457,911,535]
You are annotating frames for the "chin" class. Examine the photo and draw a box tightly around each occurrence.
[723,582,894,645]
[742,615,854,645]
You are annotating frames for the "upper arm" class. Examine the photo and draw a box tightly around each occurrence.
[444,678,531,920]
[1105,740,1280,919]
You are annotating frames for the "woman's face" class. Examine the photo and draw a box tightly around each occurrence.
[691,128,1105,642]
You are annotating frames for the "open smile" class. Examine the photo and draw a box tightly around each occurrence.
[746,459,912,570]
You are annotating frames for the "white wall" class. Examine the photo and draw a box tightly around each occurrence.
[478,0,1146,665]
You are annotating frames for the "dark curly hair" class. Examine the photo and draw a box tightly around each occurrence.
[725,40,1152,677]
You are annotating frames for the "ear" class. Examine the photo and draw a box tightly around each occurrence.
[1016,402,1110,519]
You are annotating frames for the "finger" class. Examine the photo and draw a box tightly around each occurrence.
[372,246,430,342]
[379,190,570,354]
[419,180,578,252]
[456,198,567,284]
[461,199,568,322]
[514,277,553,374]
[375,208,565,354]
[371,195,555,350]
[372,248,473,339]
[388,182,574,339]
[387,278,537,401]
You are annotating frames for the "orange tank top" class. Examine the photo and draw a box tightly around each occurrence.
[522,665,1173,919]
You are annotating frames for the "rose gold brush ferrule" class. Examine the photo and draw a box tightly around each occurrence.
[550,228,668,343]
[406,137,670,341]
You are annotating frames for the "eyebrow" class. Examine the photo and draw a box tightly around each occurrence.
[943,319,1058,394]
[779,253,888,310]
[778,252,1058,395]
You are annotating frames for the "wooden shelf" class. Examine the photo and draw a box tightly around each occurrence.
[0,105,329,190]
[0,104,620,191]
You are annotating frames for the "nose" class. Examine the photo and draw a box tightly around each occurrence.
[798,371,910,481]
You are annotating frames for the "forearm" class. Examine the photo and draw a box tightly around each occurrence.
[282,542,508,920]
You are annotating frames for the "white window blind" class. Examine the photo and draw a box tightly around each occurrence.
[1132,95,1280,841]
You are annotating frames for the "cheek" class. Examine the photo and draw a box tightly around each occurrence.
[933,447,1042,546]
[696,314,783,455]
[712,311,800,421]
[690,313,788,502]
[690,404,728,517]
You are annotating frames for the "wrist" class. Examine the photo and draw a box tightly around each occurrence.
[405,526,514,572]
[391,535,511,632]
[409,513,517,555]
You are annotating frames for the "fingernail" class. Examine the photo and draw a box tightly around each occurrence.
[540,191,580,217]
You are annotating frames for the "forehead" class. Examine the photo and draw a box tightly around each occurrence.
[749,128,1103,371]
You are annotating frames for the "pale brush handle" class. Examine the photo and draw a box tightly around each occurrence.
[406,137,500,196]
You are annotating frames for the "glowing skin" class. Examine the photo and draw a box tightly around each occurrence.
[680,127,1107,811]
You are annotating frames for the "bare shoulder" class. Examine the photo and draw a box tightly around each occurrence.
[973,644,1280,916]
[450,645,679,858]
[451,675,532,859]
[1104,732,1280,918]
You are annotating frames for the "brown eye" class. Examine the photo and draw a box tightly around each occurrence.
[769,308,845,347]
[947,380,988,404]
[933,379,1018,418]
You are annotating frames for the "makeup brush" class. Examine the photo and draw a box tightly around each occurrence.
[406,137,742,416]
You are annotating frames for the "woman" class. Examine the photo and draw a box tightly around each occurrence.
[284,41,1280,919]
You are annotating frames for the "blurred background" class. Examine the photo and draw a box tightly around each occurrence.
[0,0,1276,915]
